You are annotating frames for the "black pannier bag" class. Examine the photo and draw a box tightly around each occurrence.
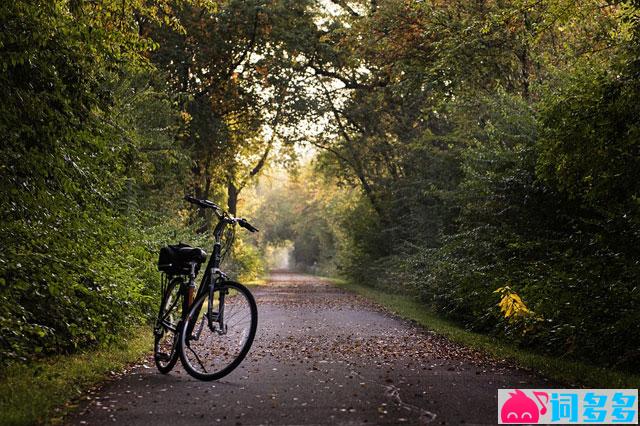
[158,243,207,275]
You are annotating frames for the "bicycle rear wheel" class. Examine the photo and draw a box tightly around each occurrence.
[179,281,257,381]
[154,276,184,373]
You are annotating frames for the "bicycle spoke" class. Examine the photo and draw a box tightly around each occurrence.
[194,316,206,339]
[228,312,251,328]
[161,292,180,323]
[187,343,208,373]
[222,302,246,322]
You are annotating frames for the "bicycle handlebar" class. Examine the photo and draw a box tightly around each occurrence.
[184,195,220,210]
[184,195,259,233]
[237,218,259,233]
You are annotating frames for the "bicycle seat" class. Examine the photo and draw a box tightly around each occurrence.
[158,243,207,274]
[174,245,207,263]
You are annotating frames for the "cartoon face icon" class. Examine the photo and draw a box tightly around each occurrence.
[501,390,548,424]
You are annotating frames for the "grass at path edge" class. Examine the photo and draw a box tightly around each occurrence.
[331,278,640,389]
[0,327,152,425]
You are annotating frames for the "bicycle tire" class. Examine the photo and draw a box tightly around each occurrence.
[179,281,257,381]
[154,277,183,374]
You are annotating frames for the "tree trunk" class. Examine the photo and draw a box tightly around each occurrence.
[193,156,212,233]
[227,179,238,216]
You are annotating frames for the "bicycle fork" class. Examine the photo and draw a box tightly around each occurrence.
[208,282,228,335]
[185,269,228,342]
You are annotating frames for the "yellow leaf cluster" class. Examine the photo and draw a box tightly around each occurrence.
[494,286,533,320]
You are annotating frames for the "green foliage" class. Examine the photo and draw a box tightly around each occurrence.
[310,0,640,371]
[223,234,265,281]
[0,0,188,364]
[537,63,640,210]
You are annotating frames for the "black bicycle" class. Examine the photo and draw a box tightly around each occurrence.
[153,195,258,380]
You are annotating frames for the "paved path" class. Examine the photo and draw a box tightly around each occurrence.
[68,272,551,425]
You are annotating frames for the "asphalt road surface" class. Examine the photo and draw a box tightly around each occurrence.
[68,272,551,425]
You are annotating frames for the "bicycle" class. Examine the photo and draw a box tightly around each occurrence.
[153,195,258,380]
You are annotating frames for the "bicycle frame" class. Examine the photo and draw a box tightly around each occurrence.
[185,216,234,338]
[195,216,232,296]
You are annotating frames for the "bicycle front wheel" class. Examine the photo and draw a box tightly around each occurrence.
[179,281,257,381]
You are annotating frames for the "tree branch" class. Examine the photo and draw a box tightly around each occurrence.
[306,62,389,90]
[238,73,293,190]
[194,8,261,100]
[319,82,387,219]
[328,0,360,17]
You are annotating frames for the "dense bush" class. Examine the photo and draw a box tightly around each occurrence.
[0,1,183,363]
[337,75,640,369]
[313,0,640,370]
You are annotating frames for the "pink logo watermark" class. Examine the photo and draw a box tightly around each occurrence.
[498,389,638,424]
[501,389,548,423]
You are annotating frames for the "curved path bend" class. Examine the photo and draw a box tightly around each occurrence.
[68,272,550,425]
